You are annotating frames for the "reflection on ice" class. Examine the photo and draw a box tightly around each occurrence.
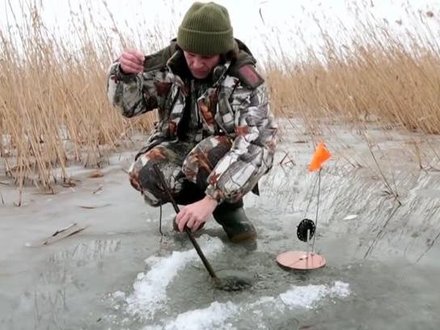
[28,239,123,329]
[48,239,121,264]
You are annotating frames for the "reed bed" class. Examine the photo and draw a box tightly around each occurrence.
[263,7,440,134]
[0,1,156,194]
[1,1,439,198]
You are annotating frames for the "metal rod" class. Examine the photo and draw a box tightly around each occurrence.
[311,169,322,253]
[152,164,219,280]
[306,229,310,259]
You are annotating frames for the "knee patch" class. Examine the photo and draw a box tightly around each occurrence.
[138,162,158,191]
[182,135,232,182]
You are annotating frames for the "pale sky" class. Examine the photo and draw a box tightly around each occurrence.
[1,0,439,62]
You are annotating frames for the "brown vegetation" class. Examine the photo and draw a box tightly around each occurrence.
[1,1,439,199]
[263,7,440,134]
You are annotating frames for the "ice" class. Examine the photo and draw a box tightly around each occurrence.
[147,301,238,330]
[124,236,224,319]
[279,281,351,309]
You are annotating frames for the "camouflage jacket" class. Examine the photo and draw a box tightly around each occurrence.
[107,40,277,203]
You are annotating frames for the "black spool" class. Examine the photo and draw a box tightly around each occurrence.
[297,218,316,242]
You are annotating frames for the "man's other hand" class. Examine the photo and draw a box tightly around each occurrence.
[119,49,145,74]
[176,196,218,232]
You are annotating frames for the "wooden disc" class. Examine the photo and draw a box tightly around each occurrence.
[276,250,326,270]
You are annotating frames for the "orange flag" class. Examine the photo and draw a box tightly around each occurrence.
[308,142,331,172]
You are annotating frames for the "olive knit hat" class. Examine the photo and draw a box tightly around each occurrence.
[177,2,235,56]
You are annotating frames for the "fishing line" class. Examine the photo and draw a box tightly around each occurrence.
[158,203,164,236]
[303,172,320,219]
[299,170,321,252]
[152,163,253,291]
[311,169,322,252]
[277,143,329,270]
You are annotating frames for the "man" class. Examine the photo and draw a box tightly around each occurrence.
[107,2,277,243]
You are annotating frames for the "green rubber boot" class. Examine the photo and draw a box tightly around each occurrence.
[213,204,257,243]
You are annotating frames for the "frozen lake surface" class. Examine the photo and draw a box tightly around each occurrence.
[1,121,439,329]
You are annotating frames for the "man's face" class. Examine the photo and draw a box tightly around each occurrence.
[183,51,221,79]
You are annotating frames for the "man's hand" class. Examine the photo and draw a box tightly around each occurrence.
[119,49,145,74]
[176,196,218,232]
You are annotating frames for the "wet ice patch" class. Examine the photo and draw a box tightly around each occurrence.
[124,236,224,319]
[280,281,351,309]
[144,301,239,330]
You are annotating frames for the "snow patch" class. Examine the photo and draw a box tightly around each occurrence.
[280,281,351,309]
[144,301,238,330]
[124,236,224,319]
[147,281,350,329]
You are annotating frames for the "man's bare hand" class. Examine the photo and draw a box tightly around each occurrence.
[176,196,218,232]
[119,49,145,74]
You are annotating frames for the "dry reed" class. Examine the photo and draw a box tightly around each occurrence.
[1,0,439,200]
[0,1,155,197]
[263,5,440,134]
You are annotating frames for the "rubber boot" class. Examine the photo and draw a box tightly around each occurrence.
[213,202,257,243]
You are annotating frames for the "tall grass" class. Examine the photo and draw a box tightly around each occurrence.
[0,1,155,195]
[1,0,439,199]
[263,6,440,134]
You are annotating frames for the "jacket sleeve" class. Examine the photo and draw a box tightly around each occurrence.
[205,83,277,203]
[106,62,155,117]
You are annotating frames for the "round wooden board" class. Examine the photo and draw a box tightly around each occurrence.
[276,251,326,270]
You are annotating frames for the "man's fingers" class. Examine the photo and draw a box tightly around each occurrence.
[176,206,205,232]
[179,215,198,232]
[177,211,188,232]
[122,50,144,65]
[188,219,203,232]
[120,65,142,74]
[119,51,144,74]
[176,208,186,223]
[178,218,187,232]
[192,221,202,232]
[120,59,142,70]
[120,62,143,74]
[121,52,143,65]
[133,50,145,63]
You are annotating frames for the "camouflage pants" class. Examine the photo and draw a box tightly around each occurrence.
[128,135,232,206]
